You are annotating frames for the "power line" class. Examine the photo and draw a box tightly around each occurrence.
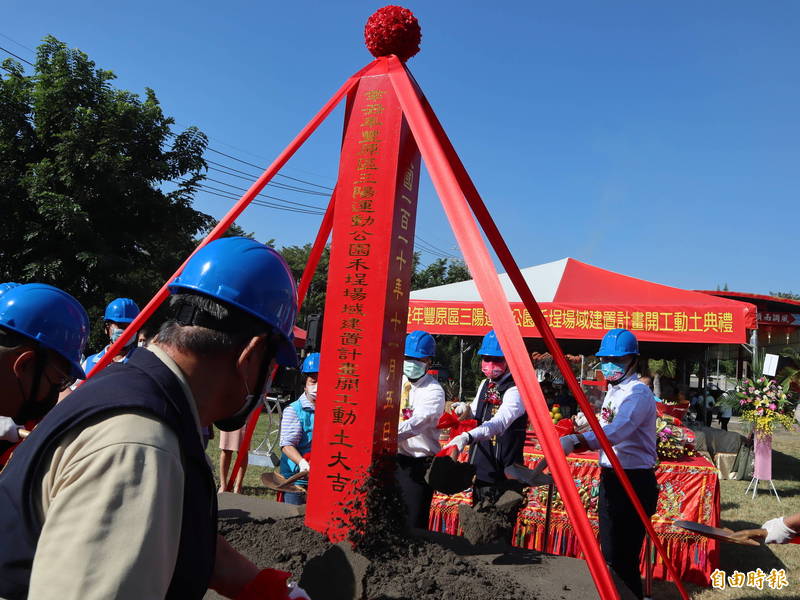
[0,33,36,54]
[190,182,325,215]
[206,147,335,191]
[0,45,34,67]
[207,161,330,196]
[414,234,459,259]
[202,177,328,211]
[187,183,327,216]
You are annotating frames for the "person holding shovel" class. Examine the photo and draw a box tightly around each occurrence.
[0,238,309,600]
[560,328,658,600]
[278,352,319,504]
[395,330,446,528]
[728,513,800,545]
[446,330,527,506]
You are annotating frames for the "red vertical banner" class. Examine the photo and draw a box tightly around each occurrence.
[305,67,421,537]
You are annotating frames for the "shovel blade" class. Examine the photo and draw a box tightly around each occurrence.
[260,471,306,494]
[504,463,553,487]
[425,455,476,495]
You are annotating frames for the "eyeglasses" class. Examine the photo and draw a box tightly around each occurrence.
[43,364,76,392]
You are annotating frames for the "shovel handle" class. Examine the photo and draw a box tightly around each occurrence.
[281,470,309,486]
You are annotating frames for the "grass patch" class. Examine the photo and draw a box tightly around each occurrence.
[207,411,282,498]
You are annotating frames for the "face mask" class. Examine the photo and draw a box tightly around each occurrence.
[110,326,136,348]
[15,376,59,423]
[600,360,627,384]
[481,359,507,380]
[215,362,273,432]
[305,382,318,403]
[403,359,427,380]
[215,393,261,432]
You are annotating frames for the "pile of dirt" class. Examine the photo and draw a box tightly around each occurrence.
[457,489,526,546]
[219,516,328,578]
[219,516,534,600]
[218,458,536,599]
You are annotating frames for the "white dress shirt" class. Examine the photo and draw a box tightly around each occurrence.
[467,372,526,442]
[397,373,446,458]
[581,373,657,469]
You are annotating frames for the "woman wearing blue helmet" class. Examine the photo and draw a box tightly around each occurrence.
[560,328,658,599]
[278,352,320,505]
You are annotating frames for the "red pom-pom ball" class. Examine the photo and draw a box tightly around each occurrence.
[364,6,421,62]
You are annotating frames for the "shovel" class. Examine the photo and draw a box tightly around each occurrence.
[260,470,309,494]
[425,446,476,495]
[504,461,553,487]
[505,460,555,552]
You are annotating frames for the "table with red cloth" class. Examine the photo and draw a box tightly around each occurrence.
[428,440,720,586]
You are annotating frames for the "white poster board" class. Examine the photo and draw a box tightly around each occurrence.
[763,353,779,377]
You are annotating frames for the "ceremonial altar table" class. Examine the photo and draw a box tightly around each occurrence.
[428,440,721,586]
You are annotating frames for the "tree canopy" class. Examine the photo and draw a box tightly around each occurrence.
[0,37,212,350]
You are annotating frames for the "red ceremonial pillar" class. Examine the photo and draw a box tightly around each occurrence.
[305,61,421,537]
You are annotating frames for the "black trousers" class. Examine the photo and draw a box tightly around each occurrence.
[598,468,659,600]
[395,454,434,529]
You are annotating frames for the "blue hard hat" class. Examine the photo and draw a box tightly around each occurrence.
[104,298,140,324]
[405,330,436,359]
[0,283,89,379]
[168,237,298,366]
[478,330,504,357]
[0,282,20,297]
[302,352,320,374]
[597,328,639,357]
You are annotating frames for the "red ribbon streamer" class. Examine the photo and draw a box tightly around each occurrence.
[403,58,688,600]
[386,56,620,600]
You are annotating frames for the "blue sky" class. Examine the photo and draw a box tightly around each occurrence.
[5,1,799,295]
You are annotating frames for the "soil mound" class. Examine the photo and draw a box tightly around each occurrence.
[219,516,534,600]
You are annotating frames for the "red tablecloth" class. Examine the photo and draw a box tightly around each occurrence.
[428,441,720,586]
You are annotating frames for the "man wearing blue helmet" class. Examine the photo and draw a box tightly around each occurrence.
[560,328,658,599]
[0,283,89,455]
[446,330,527,510]
[0,238,310,600]
[81,297,142,375]
[278,352,320,505]
[395,330,445,528]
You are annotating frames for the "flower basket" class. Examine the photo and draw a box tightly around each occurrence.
[732,376,796,437]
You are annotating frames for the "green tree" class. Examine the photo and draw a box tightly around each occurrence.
[279,243,331,327]
[770,291,800,301]
[778,348,800,393]
[0,37,211,352]
[411,256,470,290]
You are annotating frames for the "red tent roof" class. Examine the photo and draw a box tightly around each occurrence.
[408,258,756,344]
